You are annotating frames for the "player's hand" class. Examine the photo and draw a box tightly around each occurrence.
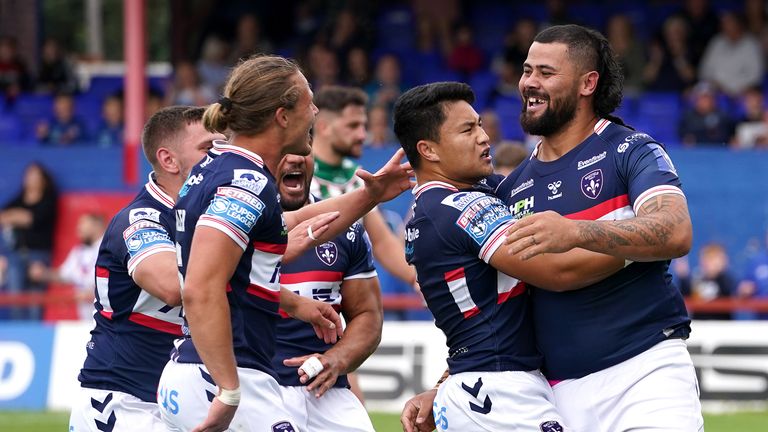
[191,398,237,432]
[356,148,415,204]
[283,211,340,263]
[283,352,345,398]
[401,388,437,432]
[286,297,343,343]
[505,210,578,260]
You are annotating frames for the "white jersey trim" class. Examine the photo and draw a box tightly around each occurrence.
[197,216,248,250]
[145,172,175,209]
[343,270,378,280]
[479,220,514,263]
[127,244,177,276]
[633,185,685,215]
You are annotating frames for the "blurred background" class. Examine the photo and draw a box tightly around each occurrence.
[0,0,767,430]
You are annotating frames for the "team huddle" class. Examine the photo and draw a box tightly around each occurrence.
[69,24,703,432]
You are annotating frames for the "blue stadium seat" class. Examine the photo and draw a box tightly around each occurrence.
[0,112,23,145]
[87,76,123,99]
[376,6,415,52]
[636,92,682,145]
[492,96,525,140]
[470,71,499,112]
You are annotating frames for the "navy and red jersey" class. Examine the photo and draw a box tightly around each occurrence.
[496,119,691,380]
[273,203,377,388]
[171,143,287,378]
[405,181,541,374]
[79,173,183,402]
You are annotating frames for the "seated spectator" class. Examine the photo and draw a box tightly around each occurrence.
[0,36,31,102]
[675,244,737,320]
[606,14,646,96]
[95,94,124,148]
[447,23,484,79]
[493,17,537,78]
[0,162,58,320]
[733,86,768,148]
[324,8,372,63]
[197,35,231,94]
[227,13,273,64]
[35,92,88,146]
[35,38,77,94]
[144,87,164,121]
[678,82,735,146]
[480,109,502,146]
[366,105,394,148]
[643,15,697,93]
[365,54,405,113]
[164,61,216,107]
[699,10,763,97]
[493,141,528,176]
[28,213,105,321]
[343,47,372,88]
[306,43,340,90]
[737,230,768,319]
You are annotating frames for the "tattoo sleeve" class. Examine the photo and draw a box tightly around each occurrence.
[433,368,450,389]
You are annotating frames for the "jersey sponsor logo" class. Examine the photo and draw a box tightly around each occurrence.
[405,227,420,242]
[509,178,534,198]
[232,169,268,195]
[128,207,161,224]
[316,242,338,266]
[547,180,563,201]
[441,191,487,210]
[175,209,186,232]
[122,220,172,255]
[346,223,358,242]
[271,421,296,432]
[456,196,512,245]
[581,169,603,199]
[511,196,534,218]
[540,420,564,432]
[206,187,265,233]
[200,155,214,168]
[186,173,204,186]
[618,132,651,153]
[577,151,606,170]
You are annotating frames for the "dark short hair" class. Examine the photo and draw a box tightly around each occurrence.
[141,106,205,168]
[534,24,625,126]
[393,82,475,169]
[314,85,368,113]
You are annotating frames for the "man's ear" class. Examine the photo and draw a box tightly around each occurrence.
[581,71,599,97]
[156,147,180,175]
[417,139,439,162]
[275,107,289,128]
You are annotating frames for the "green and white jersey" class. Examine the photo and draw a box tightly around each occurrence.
[311,157,365,199]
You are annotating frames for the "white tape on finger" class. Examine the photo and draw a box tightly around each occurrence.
[300,356,324,379]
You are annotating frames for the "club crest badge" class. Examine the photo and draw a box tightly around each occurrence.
[540,420,564,432]
[581,169,603,199]
[316,242,338,266]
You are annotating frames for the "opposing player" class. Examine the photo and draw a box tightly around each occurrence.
[273,153,382,431]
[499,24,702,431]
[310,85,417,287]
[68,106,225,432]
[394,82,625,431]
[156,55,411,431]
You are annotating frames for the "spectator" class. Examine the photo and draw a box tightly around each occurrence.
[493,141,528,177]
[675,244,737,320]
[343,47,373,88]
[493,18,538,79]
[0,36,31,102]
[28,213,105,321]
[480,109,503,146]
[678,0,721,66]
[35,38,77,95]
[412,0,459,56]
[306,43,340,90]
[227,13,273,64]
[699,10,764,97]
[324,8,371,63]
[0,162,58,320]
[734,86,768,148]
[737,230,768,319]
[743,0,768,58]
[164,61,216,107]
[366,105,394,148]
[145,87,165,121]
[36,92,88,146]
[365,54,405,113]
[196,35,231,94]
[447,23,484,79]
[606,14,646,96]
[678,82,735,146]
[643,15,697,93]
[95,94,124,148]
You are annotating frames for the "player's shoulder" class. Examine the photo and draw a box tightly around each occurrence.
[597,121,660,156]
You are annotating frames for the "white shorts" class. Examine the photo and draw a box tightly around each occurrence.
[552,339,704,432]
[433,370,569,431]
[157,361,300,431]
[69,387,166,432]
[279,385,374,432]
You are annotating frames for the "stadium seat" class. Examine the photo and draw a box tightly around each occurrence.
[636,92,682,145]
[492,96,525,140]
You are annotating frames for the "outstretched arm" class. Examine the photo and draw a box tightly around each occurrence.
[506,194,692,262]
[364,210,417,285]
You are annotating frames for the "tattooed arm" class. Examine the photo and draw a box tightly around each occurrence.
[505,194,692,262]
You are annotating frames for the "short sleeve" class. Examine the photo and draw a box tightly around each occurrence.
[343,223,377,280]
[623,141,685,214]
[123,220,175,275]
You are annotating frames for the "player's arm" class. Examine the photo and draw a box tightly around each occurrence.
[506,194,692,262]
[285,276,383,397]
[282,148,413,239]
[182,226,240,430]
[132,251,182,306]
[279,287,343,343]
[363,209,416,285]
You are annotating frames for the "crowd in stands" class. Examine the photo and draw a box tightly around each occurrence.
[1,0,768,320]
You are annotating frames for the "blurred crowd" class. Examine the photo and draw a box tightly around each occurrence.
[2,0,768,320]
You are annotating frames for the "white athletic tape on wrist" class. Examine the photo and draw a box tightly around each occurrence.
[300,356,324,379]
[216,386,241,406]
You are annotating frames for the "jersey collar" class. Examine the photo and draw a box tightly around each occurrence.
[413,181,458,199]
[145,172,175,209]
[213,141,264,168]
[530,118,612,159]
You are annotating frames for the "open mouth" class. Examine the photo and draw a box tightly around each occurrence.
[281,171,305,190]
[526,96,548,112]
[481,147,491,160]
